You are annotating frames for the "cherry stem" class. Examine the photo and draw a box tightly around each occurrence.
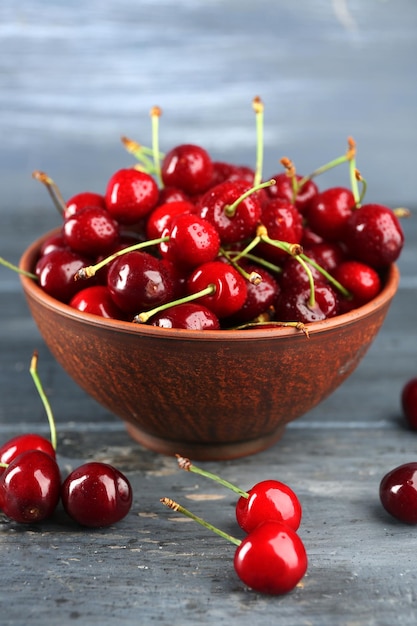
[299,254,351,298]
[176,454,248,498]
[348,147,361,207]
[160,497,241,547]
[133,284,216,324]
[355,168,367,206]
[29,350,57,451]
[220,249,262,284]
[258,230,316,307]
[233,320,310,336]
[224,178,276,218]
[32,170,67,216]
[296,136,357,194]
[252,96,264,187]
[0,256,38,280]
[150,106,163,187]
[120,136,157,174]
[74,236,170,280]
[225,250,282,275]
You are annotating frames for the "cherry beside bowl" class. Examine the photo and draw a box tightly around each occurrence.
[19,229,399,461]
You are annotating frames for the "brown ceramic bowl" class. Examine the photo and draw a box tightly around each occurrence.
[19,229,400,460]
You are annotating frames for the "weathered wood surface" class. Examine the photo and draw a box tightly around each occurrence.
[1,2,417,625]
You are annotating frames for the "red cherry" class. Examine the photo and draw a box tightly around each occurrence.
[69,285,127,320]
[65,191,106,218]
[63,206,120,257]
[276,283,339,323]
[0,450,61,523]
[36,248,92,303]
[343,203,404,268]
[160,213,220,269]
[161,144,214,195]
[279,256,325,292]
[256,198,303,262]
[198,179,262,244]
[107,250,175,314]
[145,200,195,240]
[0,433,56,477]
[151,302,220,330]
[401,378,417,430]
[105,168,159,225]
[303,242,346,272]
[40,232,67,257]
[379,462,417,524]
[61,462,132,527]
[223,263,279,325]
[268,172,318,214]
[235,479,302,533]
[186,261,248,318]
[157,186,190,205]
[304,186,355,241]
[234,521,308,594]
[332,260,381,308]
[211,161,255,186]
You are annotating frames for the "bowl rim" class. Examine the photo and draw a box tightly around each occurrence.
[19,228,400,342]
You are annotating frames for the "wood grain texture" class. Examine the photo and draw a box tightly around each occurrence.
[1,1,417,624]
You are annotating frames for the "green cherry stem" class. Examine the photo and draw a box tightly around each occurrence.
[133,284,216,324]
[226,250,282,275]
[220,248,262,285]
[224,178,276,218]
[120,136,157,175]
[30,350,57,451]
[74,236,170,280]
[299,254,351,299]
[252,96,264,187]
[150,105,163,187]
[160,497,241,547]
[0,256,37,280]
[176,454,248,498]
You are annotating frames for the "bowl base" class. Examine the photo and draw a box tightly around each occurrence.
[124,422,286,461]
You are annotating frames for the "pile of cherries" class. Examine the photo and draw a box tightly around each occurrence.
[28,100,405,331]
[0,352,132,528]
[160,455,307,595]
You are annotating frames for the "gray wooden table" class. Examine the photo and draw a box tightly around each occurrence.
[1,2,417,624]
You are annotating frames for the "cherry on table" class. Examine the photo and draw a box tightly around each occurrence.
[0,450,61,523]
[234,520,308,595]
[379,462,417,524]
[401,378,417,430]
[61,462,132,527]
[235,479,302,533]
[0,433,56,476]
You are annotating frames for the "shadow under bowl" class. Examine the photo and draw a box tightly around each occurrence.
[19,229,400,460]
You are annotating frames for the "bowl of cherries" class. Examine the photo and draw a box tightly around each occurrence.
[15,100,403,461]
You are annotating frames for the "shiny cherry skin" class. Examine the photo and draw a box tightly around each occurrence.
[379,462,417,524]
[61,462,132,527]
[343,203,404,268]
[160,213,220,269]
[267,172,319,214]
[236,479,302,533]
[107,250,175,314]
[234,520,308,595]
[332,260,381,310]
[223,264,279,325]
[65,191,106,218]
[198,179,262,244]
[0,450,61,523]
[304,186,355,241]
[35,248,91,303]
[161,143,214,196]
[186,261,247,318]
[256,198,303,262]
[63,206,120,257]
[157,186,190,205]
[211,161,255,186]
[279,256,325,292]
[276,283,339,323]
[151,302,220,330]
[303,241,346,272]
[40,232,67,257]
[145,200,195,240]
[69,285,127,320]
[401,378,417,430]
[0,433,56,476]
[105,168,159,225]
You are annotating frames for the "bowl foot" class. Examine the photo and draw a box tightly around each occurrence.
[123,422,286,461]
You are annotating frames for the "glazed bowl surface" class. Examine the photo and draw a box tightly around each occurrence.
[19,229,400,460]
